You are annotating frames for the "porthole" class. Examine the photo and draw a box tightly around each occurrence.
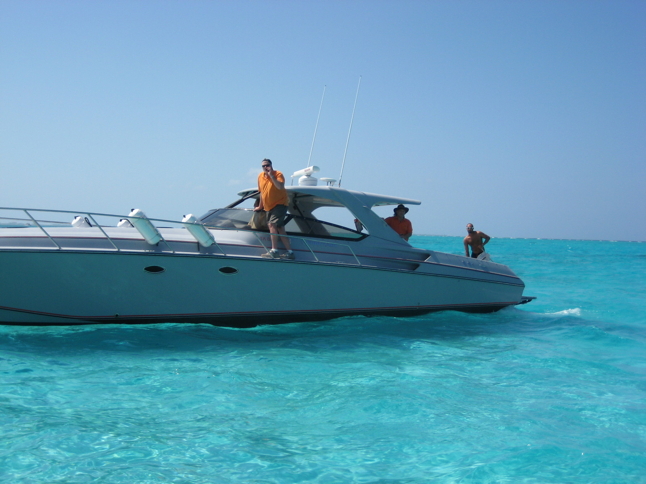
[219,266,238,275]
[144,265,165,274]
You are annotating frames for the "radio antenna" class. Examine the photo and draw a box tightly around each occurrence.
[307,85,326,168]
[338,76,361,187]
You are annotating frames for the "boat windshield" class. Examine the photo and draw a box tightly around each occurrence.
[199,208,365,240]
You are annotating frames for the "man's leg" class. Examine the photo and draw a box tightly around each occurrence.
[268,223,280,250]
[277,226,291,251]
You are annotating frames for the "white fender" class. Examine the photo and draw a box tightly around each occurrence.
[127,209,162,245]
[182,214,215,247]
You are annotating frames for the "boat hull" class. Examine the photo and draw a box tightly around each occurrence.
[0,250,524,327]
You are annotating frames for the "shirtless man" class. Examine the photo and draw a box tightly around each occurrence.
[463,223,490,258]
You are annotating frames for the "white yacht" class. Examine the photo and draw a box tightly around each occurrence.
[0,171,533,326]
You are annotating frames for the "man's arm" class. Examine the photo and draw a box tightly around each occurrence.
[268,169,285,190]
[480,232,491,246]
[255,182,264,211]
[463,237,470,257]
[403,221,412,240]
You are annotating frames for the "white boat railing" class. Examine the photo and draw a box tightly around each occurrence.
[0,207,362,266]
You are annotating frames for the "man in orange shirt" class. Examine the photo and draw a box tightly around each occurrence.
[385,204,413,241]
[256,159,294,260]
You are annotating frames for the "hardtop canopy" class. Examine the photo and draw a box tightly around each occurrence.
[235,185,421,210]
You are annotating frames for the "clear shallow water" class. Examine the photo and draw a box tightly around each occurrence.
[1,237,644,483]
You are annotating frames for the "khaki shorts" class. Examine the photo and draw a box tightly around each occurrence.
[267,204,288,227]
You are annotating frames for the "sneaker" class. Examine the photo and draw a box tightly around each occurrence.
[261,250,280,259]
[280,251,295,260]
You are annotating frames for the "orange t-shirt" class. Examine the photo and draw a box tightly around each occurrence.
[258,170,288,211]
[385,216,413,237]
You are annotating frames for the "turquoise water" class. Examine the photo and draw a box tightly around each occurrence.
[1,237,644,483]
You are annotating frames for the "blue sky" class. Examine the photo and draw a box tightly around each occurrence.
[1,0,644,241]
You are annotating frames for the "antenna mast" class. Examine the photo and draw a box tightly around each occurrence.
[338,76,361,187]
[307,85,326,168]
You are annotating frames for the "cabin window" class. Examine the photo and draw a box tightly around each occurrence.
[200,207,364,240]
[291,206,365,239]
[200,208,256,230]
[200,193,366,241]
